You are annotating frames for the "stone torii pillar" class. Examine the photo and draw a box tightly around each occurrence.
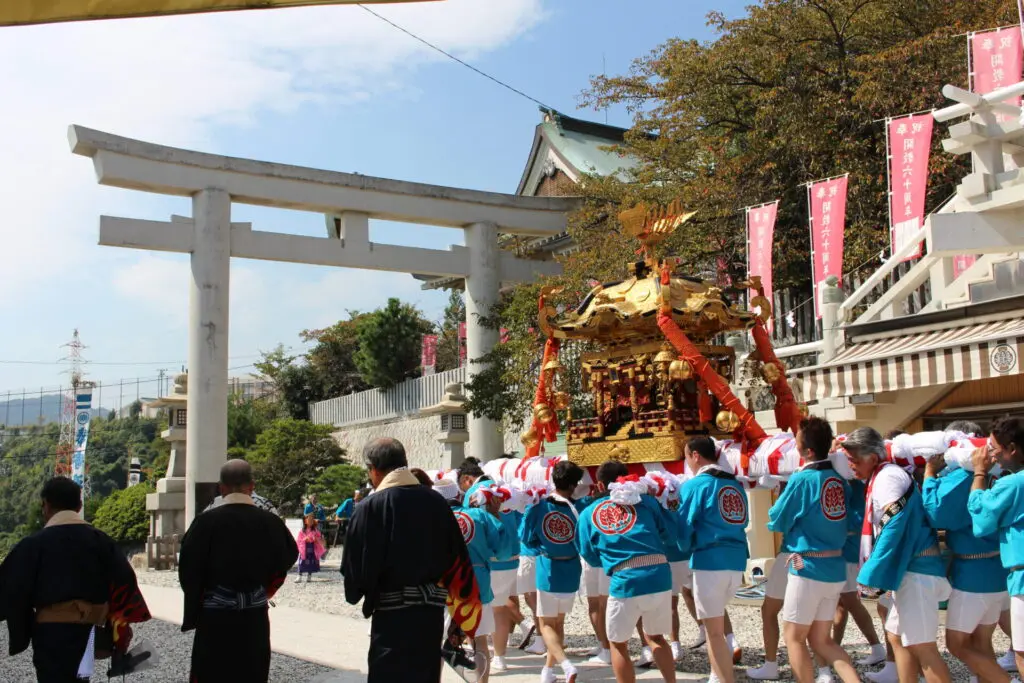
[69,125,575,525]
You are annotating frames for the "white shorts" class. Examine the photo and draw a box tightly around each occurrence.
[842,562,859,594]
[765,553,792,600]
[517,555,537,594]
[782,575,844,626]
[1012,595,1024,652]
[885,573,952,646]
[477,601,495,637]
[671,561,693,593]
[878,592,893,610]
[607,591,673,644]
[491,569,518,603]
[693,569,742,620]
[946,589,1009,633]
[583,563,610,598]
[537,591,575,618]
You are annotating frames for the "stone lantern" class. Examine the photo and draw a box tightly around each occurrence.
[145,373,188,541]
[420,383,470,469]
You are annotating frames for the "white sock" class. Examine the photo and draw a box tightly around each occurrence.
[726,633,738,649]
[560,659,577,674]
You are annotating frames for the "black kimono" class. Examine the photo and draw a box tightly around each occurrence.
[0,514,150,683]
[178,496,297,683]
[342,474,478,683]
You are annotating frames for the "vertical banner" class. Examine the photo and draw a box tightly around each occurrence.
[745,201,779,315]
[887,114,934,261]
[971,27,1024,118]
[458,322,467,367]
[421,334,437,375]
[71,387,93,487]
[808,176,849,319]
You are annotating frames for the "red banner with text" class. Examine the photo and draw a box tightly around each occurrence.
[746,201,779,315]
[458,322,467,367]
[809,177,848,319]
[421,334,437,373]
[888,114,933,262]
[971,27,1023,114]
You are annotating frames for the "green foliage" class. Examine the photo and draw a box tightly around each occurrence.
[300,316,371,398]
[435,290,466,372]
[467,0,1017,427]
[227,393,277,449]
[354,298,434,389]
[308,464,367,508]
[245,418,346,514]
[93,484,151,544]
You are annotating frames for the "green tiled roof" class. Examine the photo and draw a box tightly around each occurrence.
[541,119,640,181]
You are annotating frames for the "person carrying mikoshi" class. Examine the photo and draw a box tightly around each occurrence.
[675,436,749,683]
[520,460,586,683]
[923,425,1012,683]
[968,417,1024,679]
[766,417,859,683]
[576,461,679,683]
[842,427,952,683]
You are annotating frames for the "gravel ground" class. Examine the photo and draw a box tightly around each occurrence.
[138,567,1016,681]
[0,618,334,682]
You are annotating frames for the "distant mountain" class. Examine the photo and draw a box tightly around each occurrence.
[0,392,109,427]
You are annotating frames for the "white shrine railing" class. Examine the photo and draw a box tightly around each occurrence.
[309,367,466,428]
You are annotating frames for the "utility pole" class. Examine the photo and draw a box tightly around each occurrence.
[157,369,167,398]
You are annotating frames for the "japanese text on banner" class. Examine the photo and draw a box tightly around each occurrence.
[71,389,93,487]
[746,202,779,317]
[887,114,933,261]
[809,177,848,319]
[421,334,437,374]
[971,27,1024,118]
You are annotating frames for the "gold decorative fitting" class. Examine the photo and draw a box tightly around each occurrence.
[533,403,555,424]
[520,429,539,448]
[797,403,810,417]
[750,295,772,323]
[552,392,570,410]
[653,348,676,365]
[715,410,741,432]
[668,359,693,381]
[543,358,564,373]
[761,361,782,384]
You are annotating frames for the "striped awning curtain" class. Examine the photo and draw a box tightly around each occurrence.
[0,0,436,27]
[792,318,1024,402]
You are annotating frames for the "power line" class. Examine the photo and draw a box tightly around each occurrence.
[0,354,264,366]
[357,4,553,110]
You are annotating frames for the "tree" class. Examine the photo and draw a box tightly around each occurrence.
[308,463,366,507]
[245,418,346,514]
[466,0,1017,429]
[435,290,466,372]
[300,315,370,398]
[227,393,276,449]
[93,484,150,544]
[354,298,435,389]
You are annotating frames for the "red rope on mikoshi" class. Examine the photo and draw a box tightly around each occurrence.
[751,319,802,435]
[526,286,562,458]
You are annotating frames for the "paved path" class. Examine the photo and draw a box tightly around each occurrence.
[140,585,708,682]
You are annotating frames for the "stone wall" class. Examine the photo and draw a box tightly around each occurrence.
[332,415,521,470]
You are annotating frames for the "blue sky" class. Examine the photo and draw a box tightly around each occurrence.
[0,0,749,411]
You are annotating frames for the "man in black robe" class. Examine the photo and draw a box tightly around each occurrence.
[0,476,151,683]
[343,437,480,683]
[178,459,298,683]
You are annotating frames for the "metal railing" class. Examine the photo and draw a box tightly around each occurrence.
[309,367,465,428]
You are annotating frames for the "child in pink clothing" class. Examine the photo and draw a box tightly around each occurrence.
[296,515,326,583]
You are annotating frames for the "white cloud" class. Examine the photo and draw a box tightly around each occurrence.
[0,0,543,386]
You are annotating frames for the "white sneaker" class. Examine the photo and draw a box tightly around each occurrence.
[857,643,887,666]
[707,674,721,683]
[525,639,547,656]
[586,646,600,656]
[816,667,835,683]
[969,676,978,683]
[294,574,303,583]
[866,662,898,683]
[689,625,707,649]
[587,649,611,665]
[670,641,682,662]
[746,661,780,680]
[491,656,507,672]
[1000,650,1019,672]
[539,667,557,683]
[561,662,578,683]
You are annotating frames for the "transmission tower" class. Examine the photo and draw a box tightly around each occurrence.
[55,330,88,480]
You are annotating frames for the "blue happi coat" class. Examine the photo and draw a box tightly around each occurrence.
[969,470,1024,597]
[520,496,585,594]
[767,460,850,584]
[491,509,522,573]
[453,504,506,605]
[843,479,866,564]
[923,468,1006,593]
[577,494,675,598]
[462,475,495,507]
[856,465,944,593]
[575,493,607,569]
[676,467,750,572]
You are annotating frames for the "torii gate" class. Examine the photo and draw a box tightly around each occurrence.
[69,125,574,524]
